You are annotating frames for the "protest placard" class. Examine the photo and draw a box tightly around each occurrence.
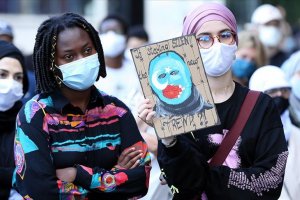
[131,35,219,138]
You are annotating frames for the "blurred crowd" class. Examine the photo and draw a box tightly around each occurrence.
[1,2,300,200]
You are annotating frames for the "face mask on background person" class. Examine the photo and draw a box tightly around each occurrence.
[57,53,100,91]
[124,48,132,61]
[231,58,256,79]
[273,96,289,115]
[258,25,282,47]
[290,76,300,100]
[0,79,23,111]
[99,31,126,58]
[200,42,237,77]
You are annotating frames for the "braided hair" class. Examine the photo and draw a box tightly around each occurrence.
[33,12,106,93]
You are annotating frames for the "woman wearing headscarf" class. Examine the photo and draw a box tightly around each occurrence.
[0,40,28,199]
[138,3,287,199]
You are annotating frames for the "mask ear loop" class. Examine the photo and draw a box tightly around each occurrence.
[50,62,63,88]
[50,35,63,88]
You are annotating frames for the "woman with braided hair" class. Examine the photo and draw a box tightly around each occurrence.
[13,13,150,200]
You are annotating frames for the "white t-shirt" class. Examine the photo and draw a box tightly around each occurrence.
[95,59,143,115]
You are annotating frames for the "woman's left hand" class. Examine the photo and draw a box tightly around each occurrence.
[56,167,77,182]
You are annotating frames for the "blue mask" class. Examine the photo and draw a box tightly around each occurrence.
[148,51,192,105]
[231,58,256,79]
[57,53,100,91]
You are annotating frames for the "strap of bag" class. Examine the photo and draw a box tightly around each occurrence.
[209,90,260,167]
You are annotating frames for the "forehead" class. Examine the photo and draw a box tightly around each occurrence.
[0,57,22,73]
[100,19,123,33]
[196,20,231,35]
[127,37,147,49]
[56,27,93,52]
[237,47,256,57]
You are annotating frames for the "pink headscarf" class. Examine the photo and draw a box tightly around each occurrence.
[182,2,238,43]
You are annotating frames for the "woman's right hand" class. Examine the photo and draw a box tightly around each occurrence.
[115,147,143,169]
[137,99,156,126]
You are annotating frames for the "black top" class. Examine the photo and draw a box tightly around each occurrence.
[158,82,288,199]
[0,101,22,199]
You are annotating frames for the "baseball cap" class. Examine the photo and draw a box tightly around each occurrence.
[251,4,283,25]
[249,65,291,92]
[0,20,13,38]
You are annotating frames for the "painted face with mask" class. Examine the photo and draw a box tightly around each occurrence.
[149,51,193,105]
[0,57,24,111]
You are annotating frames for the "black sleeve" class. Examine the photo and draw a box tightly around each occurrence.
[0,168,13,187]
[158,95,288,200]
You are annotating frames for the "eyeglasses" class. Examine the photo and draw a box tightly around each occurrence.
[196,30,236,49]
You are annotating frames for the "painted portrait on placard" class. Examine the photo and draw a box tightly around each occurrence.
[131,35,219,138]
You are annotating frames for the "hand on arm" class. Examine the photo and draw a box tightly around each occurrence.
[115,147,143,169]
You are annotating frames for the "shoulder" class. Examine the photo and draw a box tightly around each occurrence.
[18,93,52,124]
[98,89,131,116]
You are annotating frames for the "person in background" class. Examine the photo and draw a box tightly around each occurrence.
[0,20,13,43]
[95,14,141,115]
[124,25,149,62]
[276,5,298,55]
[249,65,300,200]
[231,30,267,86]
[281,50,300,128]
[249,65,292,141]
[22,54,36,103]
[13,12,150,199]
[280,49,300,200]
[0,41,28,200]
[138,3,288,199]
[0,20,36,103]
[250,4,289,67]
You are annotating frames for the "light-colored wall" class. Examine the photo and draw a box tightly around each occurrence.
[0,0,223,55]
[144,0,223,43]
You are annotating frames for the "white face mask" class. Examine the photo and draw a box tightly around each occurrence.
[258,26,282,47]
[99,31,126,58]
[124,48,133,62]
[57,53,100,91]
[0,79,23,111]
[200,42,237,77]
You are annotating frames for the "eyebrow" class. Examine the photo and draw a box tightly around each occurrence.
[61,42,90,53]
[15,72,24,75]
[198,29,232,35]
